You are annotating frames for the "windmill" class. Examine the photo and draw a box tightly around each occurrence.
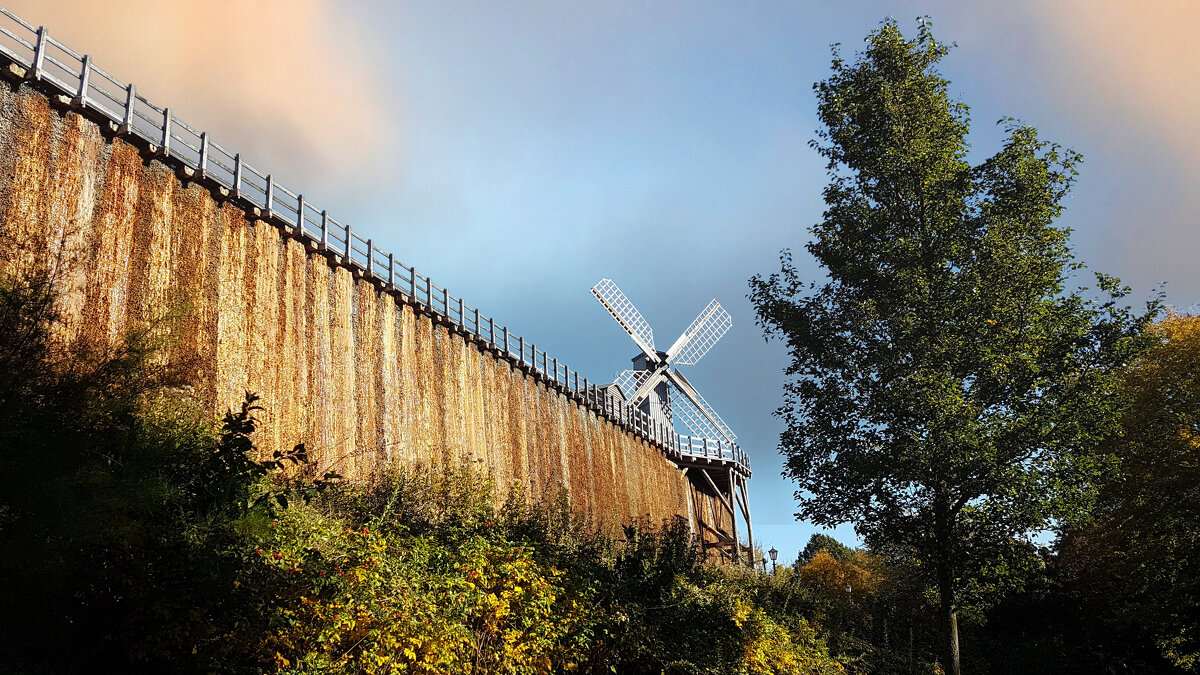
[590,278,737,446]
[591,278,754,566]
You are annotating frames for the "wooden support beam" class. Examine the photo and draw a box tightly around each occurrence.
[699,520,733,543]
[698,468,732,515]
[728,468,740,564]
[739,474,756,570]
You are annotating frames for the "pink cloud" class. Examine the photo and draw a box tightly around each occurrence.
[1029,0,1200,173]
[6,0,399,192]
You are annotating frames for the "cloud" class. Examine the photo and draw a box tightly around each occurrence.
[6,0,398,194]
[1028,0,1200,174]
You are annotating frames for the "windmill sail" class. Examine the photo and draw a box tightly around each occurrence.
[591,278,656,359]
[614,369,650,400]
[668,300,732,366]
[667,369,737,444]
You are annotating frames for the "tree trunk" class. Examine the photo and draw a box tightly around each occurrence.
[940,585,960,675]
[934,497,962,675]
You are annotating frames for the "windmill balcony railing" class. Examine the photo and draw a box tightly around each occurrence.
[673,435,750,468]
[0,5,750,478]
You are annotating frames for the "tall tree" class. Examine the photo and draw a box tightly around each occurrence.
[748,20,1157,674]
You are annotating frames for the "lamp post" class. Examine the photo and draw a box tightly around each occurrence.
[768,547,778,575]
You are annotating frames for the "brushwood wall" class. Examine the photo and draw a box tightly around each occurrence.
[0,78,731,535]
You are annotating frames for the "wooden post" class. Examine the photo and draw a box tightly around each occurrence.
[345,223,353,262]
[31,26,46,80]
[119,83,136,135]
[296,194,305,232]
[365,239,374,278]
[264,174,274,219]
[232,154,242,200]
[388,253,395,288]
[198,132,209,179]
[489,318,495,347]
[320,210,329,249]
[161,108,172,157]
[73,54,91,107]
[739,475,755,571]
[728,469,740,565]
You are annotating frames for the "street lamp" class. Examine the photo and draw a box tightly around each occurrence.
[768,547,778,574]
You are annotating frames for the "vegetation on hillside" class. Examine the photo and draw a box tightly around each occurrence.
[0,274,844,674]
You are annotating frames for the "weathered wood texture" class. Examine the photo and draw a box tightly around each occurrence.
[0,81,717,534]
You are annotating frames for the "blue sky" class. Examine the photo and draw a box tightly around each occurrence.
[13,0,1200,565]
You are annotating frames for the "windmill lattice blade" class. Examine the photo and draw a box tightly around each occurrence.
[669,300,731,366]
[591,278,656,358]
[614,370,649,400]
[667,369,737,443]
[669,390,729,442]
[629,369,668,406]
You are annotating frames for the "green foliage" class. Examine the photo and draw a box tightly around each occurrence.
[799,533,855,566]
[1048,315,1200,671]
[748,18,1159,673]
[247,465,845,674]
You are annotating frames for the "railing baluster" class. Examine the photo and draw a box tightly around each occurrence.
[458,298,464,326]
[366,238,374,277]
[409,266,416,299]
[295,194,304,232]
[119,83,136,135]
[425,276,432,308]
[161,108,172,157]
[473,308,480,338]
[502,327,509,356]
[198,132,209,179]
[73,54,91,107]
[320,210,328,249]
[31,26,46,80]
[232,154,242,200]
[489,318,495,347]
[264,174,274,219]
[388,253,395,288]
[345,223,352,262]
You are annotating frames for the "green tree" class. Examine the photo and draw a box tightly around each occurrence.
[797,532,854,567]
[748,20,1157,674]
